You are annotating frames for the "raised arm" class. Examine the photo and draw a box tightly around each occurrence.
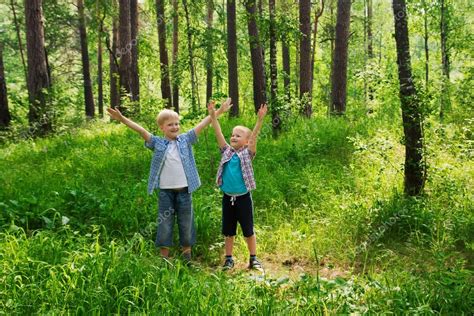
[107,107,152,142]
[208,101,228,149]
[193,97,233,136]
[248,104,268,154]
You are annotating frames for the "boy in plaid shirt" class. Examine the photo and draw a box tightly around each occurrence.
[208,102,267,270]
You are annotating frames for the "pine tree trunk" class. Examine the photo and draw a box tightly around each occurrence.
[423,0,429,89]
[311,1,324,87]
[282,39,290,99]
[392,0,425,196]
[330,0,351,115]
[25,0,51,136]
[245,0,267,114]
[0,43,11,129]
[78,0,95,118]
[440,0,450,120]
[227,0,239,117]
[206,0,214,104]
[183,0,198,112]
[130,0,140,105]
[269,0,280,133]
[97,8,104,117]
[10,0,28,83]
[156,0,172,108]
[118,0,132,105]
[299,0,312,117]
[171,0,179,113]
[109,14,120,109]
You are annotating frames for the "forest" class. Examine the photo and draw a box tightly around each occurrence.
[0,0,472,313]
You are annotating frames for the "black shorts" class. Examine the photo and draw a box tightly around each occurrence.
[222,192,254,237]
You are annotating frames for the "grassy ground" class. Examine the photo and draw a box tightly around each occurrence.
[0,107,472,314]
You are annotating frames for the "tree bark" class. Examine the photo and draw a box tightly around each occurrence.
[0,43,11,129]
[171,0,179,113]
[227,0,239,117]
[245,0,267,113]
[118,0,132,104]
[183,0,198,112]
[299,0,312,117]
[311,0,324,87]
[423,0,429,89]
[25,0,51,136]
[10,0,28,83]
[330,0,351,115]
[392,0,425,196]
[97,4,105,117]
[440,0,450,120]
[130,0,140,104]
[109,13,120,109]
[269,0,280,132]
[77,0,95,118]
[206,0,214,104]
[282,39,290,99]
[156,0,172,108]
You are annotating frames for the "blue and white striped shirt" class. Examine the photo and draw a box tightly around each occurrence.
[144,129,201,194]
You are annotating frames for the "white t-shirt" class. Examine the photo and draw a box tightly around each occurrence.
[159,141,188,189]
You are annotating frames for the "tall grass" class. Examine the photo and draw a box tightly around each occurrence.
[0,109,472,313]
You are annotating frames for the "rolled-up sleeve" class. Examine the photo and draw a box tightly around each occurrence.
[145,135,158,150]
[183,129,198,145]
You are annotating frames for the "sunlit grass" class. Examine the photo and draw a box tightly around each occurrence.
[0,111,472,313]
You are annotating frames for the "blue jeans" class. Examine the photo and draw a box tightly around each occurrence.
[155,189,196,248]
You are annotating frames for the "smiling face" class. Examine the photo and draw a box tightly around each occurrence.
[230,126,251,150]
[160,118,180,140]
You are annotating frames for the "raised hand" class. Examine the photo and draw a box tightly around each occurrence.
[107,107,124,122]
[220,97,233,113]
[257,104,268,120]
[207,101,217,119]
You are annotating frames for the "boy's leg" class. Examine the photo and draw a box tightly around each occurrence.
[222,194,238,255]
[225,236,235,256]
[155,190,176,257]
[244,234,257,256]
[176,191,196,258]
[236,193,263,270]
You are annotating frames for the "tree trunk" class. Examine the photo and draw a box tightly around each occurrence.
[392,0,425,196]
[299,0,312,117]
[206,0,214,104]
[118,0,132,104]
[269,0,280,133]
[227,0,239,117]
[282,39,290,99]
[97,6,104,117]
[171,0,179,113]
[0,43,11,129]
[183,0,198,112]
[245,0,267,113]
[440,0,450,120]
[25,0,51,136]
[77,0,95,118]
[10,0,28,83]
[330,0,351,115]
[311,0,324,91]
[367,0,373,59]
[156,0,172,108]
[109,13,120,109]
[423,0,429,89]
[130,0,140,105]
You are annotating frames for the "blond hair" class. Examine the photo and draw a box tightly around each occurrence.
[156,109,179,126]
[233,125,252,138]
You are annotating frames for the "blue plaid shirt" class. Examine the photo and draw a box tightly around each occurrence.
[144,129,201,194]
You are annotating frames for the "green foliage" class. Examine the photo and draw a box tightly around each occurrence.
[1,107,472,313]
